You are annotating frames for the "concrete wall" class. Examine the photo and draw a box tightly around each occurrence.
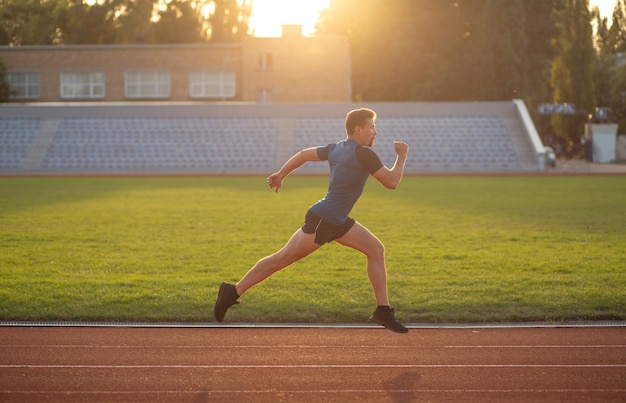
[1,101,520,119]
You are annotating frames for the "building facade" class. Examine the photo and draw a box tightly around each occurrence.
[0,25,351,104]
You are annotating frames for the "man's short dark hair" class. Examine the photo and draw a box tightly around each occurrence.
[345,108,376,135]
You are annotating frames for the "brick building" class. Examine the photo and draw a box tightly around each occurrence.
[0,25,351,103]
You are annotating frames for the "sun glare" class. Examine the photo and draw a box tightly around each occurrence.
[77,0,620,36]
[248,0,330,37]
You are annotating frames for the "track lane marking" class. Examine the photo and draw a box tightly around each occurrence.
[1,344,625,348]
[2,364,625,368]
[2,389,626,394]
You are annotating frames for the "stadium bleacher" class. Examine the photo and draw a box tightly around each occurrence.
[294,116,521,172]
[0,101,545,174]
[42,117,276,172]
[0,118,41,171]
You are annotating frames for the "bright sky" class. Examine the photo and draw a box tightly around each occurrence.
[248,0,330,37]
[590,0,619,22]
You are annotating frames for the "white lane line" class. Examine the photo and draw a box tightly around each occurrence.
[1,364,625,368]
[2,389,626,394]
[2,320,625,328]
[1,344,625,348]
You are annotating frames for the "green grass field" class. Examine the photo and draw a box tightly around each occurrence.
[0,175,624,323]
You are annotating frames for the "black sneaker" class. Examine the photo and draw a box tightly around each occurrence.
[214,282,240,322]
[370,306,408,333]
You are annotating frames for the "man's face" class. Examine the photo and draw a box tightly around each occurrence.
[354,118,378,147]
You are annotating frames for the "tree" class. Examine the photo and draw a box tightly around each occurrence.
[57,0,121,44]
[592,5,610,51]
[114,0,158,44]
[209,0,250,43]
[608,0,626,133]
[0,0,65,45]
[0,57,10,102]
[587,0,626,134]
[152,0,204,43]
[317,0,464,101]
[609,62,626,130]
[607,0,626,53]
[594,6,616,109]
[455,0,527,101]
[550,0,596,143]
[0,0,252,45]
[523,0,560,141]
[318,0,533,102]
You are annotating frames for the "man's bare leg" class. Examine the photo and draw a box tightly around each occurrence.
[335,222,389,306]
[235,229,321,296]
[336,222,407,333]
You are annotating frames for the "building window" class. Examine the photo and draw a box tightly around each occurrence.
[257,52,273,71]
[257,88,272,103]
[124,70,170,99]
[189,71,236,99]
[7,72,40,99]
[60,71,105,99]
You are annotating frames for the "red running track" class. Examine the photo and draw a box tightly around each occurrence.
[0,325,625,402]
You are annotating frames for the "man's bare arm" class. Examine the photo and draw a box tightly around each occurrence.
[267,147,320,192]
[372,141,409,190]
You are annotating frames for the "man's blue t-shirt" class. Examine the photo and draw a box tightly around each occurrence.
[308,139,383,225]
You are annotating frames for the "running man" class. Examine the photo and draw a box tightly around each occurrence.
[214,108,410,333]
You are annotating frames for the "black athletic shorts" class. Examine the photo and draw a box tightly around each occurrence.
[302,210,356,245]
